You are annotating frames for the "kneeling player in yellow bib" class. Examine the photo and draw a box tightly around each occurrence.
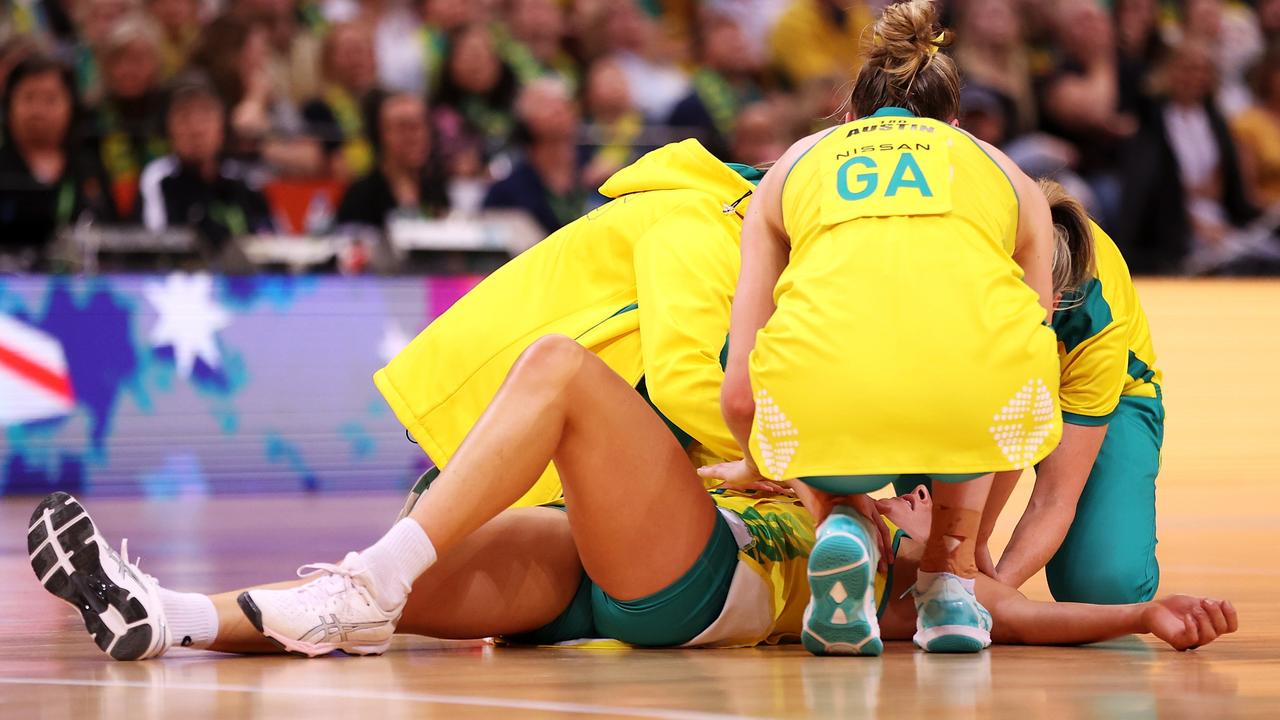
[720,0,1061,655]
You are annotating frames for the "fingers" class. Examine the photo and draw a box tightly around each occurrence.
[1180,615,1199,651]
[696,463,731,480]
[1221,600,1239,633]
[1187,605,1216,650]
[1202,600,1229,636]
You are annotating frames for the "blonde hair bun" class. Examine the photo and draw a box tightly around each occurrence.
[869,0,952,90]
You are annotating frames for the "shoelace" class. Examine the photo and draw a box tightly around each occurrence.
[294,559,374,610]
[115,538,160,586]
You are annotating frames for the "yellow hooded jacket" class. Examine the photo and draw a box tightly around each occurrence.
[374,139,756,506]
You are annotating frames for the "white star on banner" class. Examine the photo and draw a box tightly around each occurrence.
[144,273,231,379]
[378,322,411,365]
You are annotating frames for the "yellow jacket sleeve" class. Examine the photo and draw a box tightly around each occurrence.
[1055,277,1128,425]
[634,199,743,461]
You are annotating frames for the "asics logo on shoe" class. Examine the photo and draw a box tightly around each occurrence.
[301,615,388,643]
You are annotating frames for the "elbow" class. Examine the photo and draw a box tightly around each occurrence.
[721,379,756,427]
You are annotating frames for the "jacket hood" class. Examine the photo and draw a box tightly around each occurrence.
[598,139,761,218]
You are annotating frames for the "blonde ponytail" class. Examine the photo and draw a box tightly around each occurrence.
[1038,178,1097,305]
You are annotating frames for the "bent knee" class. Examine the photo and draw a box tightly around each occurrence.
[1048,557,1159,605]
[512,335,588,385]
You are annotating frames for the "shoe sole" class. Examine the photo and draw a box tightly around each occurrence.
[802,529,883,657]
[28,492,163,661]
[913,624,991,653]
[236,592,391,658]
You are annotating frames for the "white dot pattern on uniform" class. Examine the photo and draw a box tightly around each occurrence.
[987,378,1057,466]
[755,389,799,479]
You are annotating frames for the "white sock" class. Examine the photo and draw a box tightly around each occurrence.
[915,570,976,594]
[358,518,437,611]
[159,589,218,649]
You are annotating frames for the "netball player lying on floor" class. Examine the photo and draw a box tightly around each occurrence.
[29,338,1235,660]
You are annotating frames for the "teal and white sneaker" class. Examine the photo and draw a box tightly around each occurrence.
[912,571,992,653]
[802,510,883,656]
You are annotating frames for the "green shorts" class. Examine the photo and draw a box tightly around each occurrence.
[509,508,739,647]
[804,473,985,496]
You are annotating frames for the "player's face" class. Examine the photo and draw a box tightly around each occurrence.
[874,484,933,540]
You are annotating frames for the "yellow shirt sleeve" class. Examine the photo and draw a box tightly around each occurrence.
[1055,278,1128,425]
[634,199,743,461]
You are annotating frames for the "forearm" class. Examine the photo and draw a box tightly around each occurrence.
[979,470,1021,544]
[981,574,1146,645]
[996,423,1107,586]
[994,498,1076,587]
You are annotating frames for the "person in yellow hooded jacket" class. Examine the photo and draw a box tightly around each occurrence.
[377,137,759,509]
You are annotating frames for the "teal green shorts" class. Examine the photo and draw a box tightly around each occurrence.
[508,509,739,647]
[804,473,985,496]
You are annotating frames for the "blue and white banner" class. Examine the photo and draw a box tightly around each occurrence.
[0,273,483,496]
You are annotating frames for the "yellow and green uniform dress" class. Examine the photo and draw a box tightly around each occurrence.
[1043,222,1163,604]
[750,107,1061,487]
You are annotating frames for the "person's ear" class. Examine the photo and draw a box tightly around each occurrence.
[950,117,960,127]
[844,112,853,123]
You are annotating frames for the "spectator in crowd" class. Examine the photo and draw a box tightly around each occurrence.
[1175,0,1263,118]
[1036,0,1137,227]
[581,56,643,192]
[431,23,519,164]
[483,77,586,235]
[1233,48,1280,210]
[233,0,323,106]
[325,0,426,95]
[144,0,199,78]
[71,0,136,103]
[1116,0,1167,79]
[495,0,577,90]
[190,14,323,177]
[602,0,689,121]
[420,0,477,96]
[85,15,168,222]
[0,55,98,265]
[302,21,378,183]
[139,76,275,248]
[728,100,789,168]
[708,0,787,61]
[769,0,873,87]
[958,84,1013,149]
[667,11,764,160]
[333,90,449,230]
[1117,40,1258,274]
[952,0,1035,137]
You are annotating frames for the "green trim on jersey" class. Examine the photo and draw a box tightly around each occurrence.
[1063,410,1114,427]
[726,163,765,186]
[869,106,914,118]
[1127,350,1157,385]
[1053,278,1114,354]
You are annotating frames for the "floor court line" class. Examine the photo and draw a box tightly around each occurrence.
[0,677,758,720]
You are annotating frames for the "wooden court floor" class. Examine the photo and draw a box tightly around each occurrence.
[2,279,1279,719]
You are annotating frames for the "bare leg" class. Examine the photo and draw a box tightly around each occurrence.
[199,508,581,653]
[920,473,993,579]
[409,335,717,600]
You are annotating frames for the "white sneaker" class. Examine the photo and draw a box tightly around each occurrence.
[28,492,170,660]
[238,553,403,657]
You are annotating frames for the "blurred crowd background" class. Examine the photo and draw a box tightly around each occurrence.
[3,0,1280,274]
